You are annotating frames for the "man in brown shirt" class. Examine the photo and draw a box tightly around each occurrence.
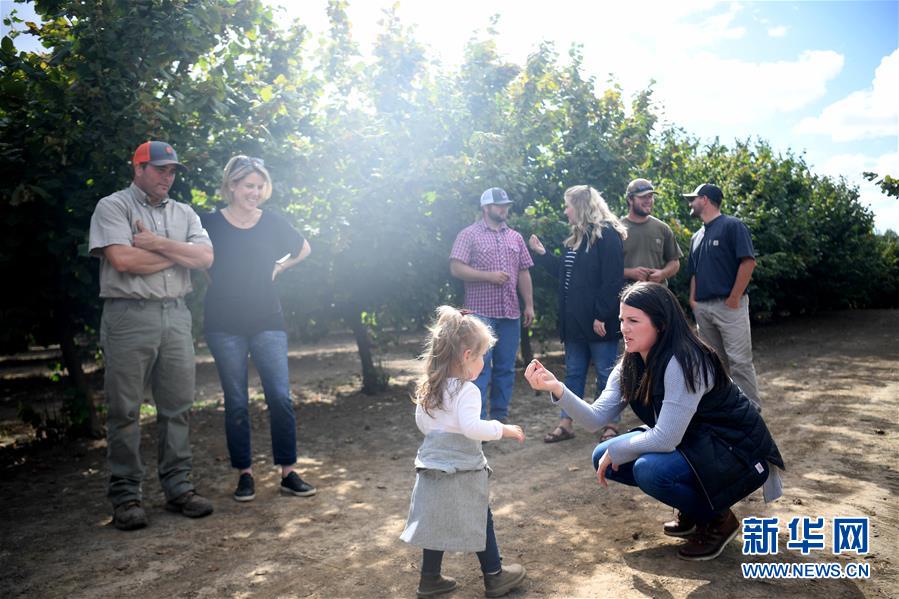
[89,141,214,530]
[621,178,682,285]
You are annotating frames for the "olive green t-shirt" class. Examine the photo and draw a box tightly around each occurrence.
[621,215,683,277]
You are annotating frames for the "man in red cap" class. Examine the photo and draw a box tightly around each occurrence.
[89,141,215,530]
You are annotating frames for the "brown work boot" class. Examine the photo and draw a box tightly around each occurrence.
[165,490,214,518]
[484,563,526,597]
[113,500,148,531]
[663,511,697,537]
[416,573,457,598]
[677,509,740,561]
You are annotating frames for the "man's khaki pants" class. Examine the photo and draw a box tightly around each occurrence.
[100,298,196,507]
[693,295,761,411]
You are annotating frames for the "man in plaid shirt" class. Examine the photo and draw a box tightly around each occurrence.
[450,187,535,421]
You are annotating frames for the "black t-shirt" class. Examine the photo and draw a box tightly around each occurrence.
[200,209,305,335]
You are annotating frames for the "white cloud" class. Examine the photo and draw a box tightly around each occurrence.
[767,25,787,38]
[796,49,899,141]
[815,152,899,233]
[816,152,898,181]
[864,190,899,233]
[654,50,844,127]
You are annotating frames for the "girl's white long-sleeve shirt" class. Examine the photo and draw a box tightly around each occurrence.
[415,378,504,442]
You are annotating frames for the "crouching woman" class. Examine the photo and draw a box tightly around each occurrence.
[524,282,785,561]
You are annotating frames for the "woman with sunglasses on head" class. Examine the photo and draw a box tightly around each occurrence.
[201,155,316,502]
[524,282,784,561]
[527,185,626,445]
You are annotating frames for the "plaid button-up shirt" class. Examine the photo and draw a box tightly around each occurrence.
[449,219,533,319]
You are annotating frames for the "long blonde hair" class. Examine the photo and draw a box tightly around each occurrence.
[220,155,273,205]
[414,306,496,416]
[563,185,628,250]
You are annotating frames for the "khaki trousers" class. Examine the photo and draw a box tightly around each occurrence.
[100,298,196,506]
[693,295,761,411]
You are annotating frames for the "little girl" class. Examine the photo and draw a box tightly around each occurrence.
[400,306,528,598]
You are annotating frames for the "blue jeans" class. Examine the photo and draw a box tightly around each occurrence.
[591,431,717,523]
[473,317,520,421]
[205,330,297,470]
[561,340,619,421]
[421,507,502,575]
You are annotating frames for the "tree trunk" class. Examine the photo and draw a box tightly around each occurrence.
[345,306,388,394]
[56,320,102,438]
[519,324,533,365]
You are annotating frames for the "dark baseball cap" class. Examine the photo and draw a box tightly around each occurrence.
[683,183,723,203]
[480,187,513,206]
[132,141,183,168]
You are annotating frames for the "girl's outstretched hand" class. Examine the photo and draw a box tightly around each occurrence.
[501,424,525,443]
[524,359,563,398]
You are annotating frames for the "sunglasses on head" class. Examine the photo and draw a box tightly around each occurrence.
[235,155,265,168]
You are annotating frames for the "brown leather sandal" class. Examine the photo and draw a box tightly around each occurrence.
[543,427,576,443]
[599,424,619,442]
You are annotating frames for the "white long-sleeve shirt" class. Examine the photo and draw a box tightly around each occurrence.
[415,378,504,442]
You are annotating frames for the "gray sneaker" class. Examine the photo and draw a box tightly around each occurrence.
[484,563,526,598]
[165,490,214,518]
[113,500,148,531]
[417,574,457,598]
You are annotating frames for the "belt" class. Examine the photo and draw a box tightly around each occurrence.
[104,297,185,308]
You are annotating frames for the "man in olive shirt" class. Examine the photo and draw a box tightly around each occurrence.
[622,178,682,285]
[89,141,214,530]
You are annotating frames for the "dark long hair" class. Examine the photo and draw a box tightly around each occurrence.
[618,282,729,406]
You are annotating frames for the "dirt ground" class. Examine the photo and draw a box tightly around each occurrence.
[1,310,897,598]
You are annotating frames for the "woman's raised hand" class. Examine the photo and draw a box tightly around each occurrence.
[528,234,546,255]
[524,359,563,397]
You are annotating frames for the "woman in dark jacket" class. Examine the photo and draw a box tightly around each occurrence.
[524,282,784,561]
[528,185,626,444]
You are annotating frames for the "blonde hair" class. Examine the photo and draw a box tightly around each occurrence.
[220,155,273,205]
[414,306,496,416]
[563,185,628,250]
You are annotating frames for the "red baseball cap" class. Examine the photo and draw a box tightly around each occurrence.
[132,141,183,168]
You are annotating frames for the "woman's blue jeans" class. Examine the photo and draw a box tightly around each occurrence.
[421,507,501,575]
[561,340,619,421]
[205,330,297,470]
[591,431,717,523]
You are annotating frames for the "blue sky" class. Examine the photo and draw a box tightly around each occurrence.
[4,1,897,230]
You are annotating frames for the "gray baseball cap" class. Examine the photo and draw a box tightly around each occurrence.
[480,187,512,206]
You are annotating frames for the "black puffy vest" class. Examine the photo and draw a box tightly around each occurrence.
[630,374,785,512]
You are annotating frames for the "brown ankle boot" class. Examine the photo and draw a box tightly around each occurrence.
[677,509,740,561]
[663,511,697,537]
